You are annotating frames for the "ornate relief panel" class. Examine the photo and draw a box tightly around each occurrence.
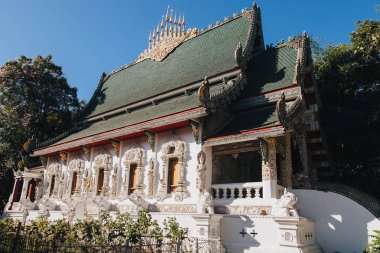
[93,154,112,196]
[67,159,84,197]
[147,158,155,198]
[196,151,207,192]
[122,145,145,196]
[157,138,187,202]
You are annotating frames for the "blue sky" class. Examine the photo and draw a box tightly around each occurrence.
[0,0,378,101]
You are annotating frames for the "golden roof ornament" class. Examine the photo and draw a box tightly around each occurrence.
[138,6,198,62]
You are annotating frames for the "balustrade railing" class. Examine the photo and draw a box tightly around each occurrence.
[211,182,263,199]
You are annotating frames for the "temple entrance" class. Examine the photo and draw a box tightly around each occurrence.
[97,168,105,195]
[167,158,179,193]
[212,151,262,184]
[128,164,138,194]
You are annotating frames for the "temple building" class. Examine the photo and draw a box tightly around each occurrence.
[4,3,380,253]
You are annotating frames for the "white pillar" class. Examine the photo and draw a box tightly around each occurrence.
[262,137,277,199]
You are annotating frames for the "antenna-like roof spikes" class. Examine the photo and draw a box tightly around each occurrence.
[169,9,173,23]
[156,23,159,34]
[174,12,177,25]
[182,14,186,27]
[161,15,165,28]
[165,6,170,22]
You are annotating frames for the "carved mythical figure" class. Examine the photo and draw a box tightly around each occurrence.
[86,175,94,192]
[197,190,214,214]
[57,172,65,198]
[147,158,155,198]
[196,151,207,192]
[35,180,43,200]
[111,164,118,197]
[271,189,299,217]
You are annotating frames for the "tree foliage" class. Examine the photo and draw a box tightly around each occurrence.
[0,211,188,251]
[314,20,380,198]
[0,55,81,211]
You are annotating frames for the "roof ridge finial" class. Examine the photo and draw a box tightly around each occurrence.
[165,6,170,22]
[169,9,173,23]
[161,15,165,28]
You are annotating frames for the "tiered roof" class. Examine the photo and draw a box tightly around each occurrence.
[33,4,307,156]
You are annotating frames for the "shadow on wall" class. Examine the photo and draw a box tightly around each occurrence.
[293,189,380,253]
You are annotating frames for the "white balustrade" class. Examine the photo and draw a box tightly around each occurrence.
[211,182,263,199]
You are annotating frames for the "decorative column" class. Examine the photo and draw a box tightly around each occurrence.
[102,157,112,196]
[283,134,293,188]
[76,172,83,195]
[175,149,186,202]
[147,158,155,198]
[260,137,277,199]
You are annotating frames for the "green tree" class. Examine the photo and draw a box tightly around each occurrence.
[314,20,380,198]
[0,55,81,211]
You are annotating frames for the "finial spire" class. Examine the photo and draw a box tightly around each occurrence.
[169,9,173,23]
[165,6,170,22]
[161,15,165,28]
[139,6,198,61]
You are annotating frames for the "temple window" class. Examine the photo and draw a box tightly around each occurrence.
[97,168,105,195]
[93,154,112,197]
[123,146,145,196]
[50,175,55,196]
[157,138,187,201]
[128,163,138,194]
[167,158,179,193]
[71,172,78,195]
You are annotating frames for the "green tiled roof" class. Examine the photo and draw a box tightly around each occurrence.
[83,16,251,119]
[203,105,279,138]
[55,93,201,145]
[241,45,298,98]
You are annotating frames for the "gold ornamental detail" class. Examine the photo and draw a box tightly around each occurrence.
[138,7,198,62]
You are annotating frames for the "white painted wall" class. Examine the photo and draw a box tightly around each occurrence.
[294,189,380,253]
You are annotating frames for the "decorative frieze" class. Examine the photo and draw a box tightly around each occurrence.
[214,205,272,216]
[204,126,284,147]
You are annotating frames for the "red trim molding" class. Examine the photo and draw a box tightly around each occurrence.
[33,107,207,156]
[203,125,284,147]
